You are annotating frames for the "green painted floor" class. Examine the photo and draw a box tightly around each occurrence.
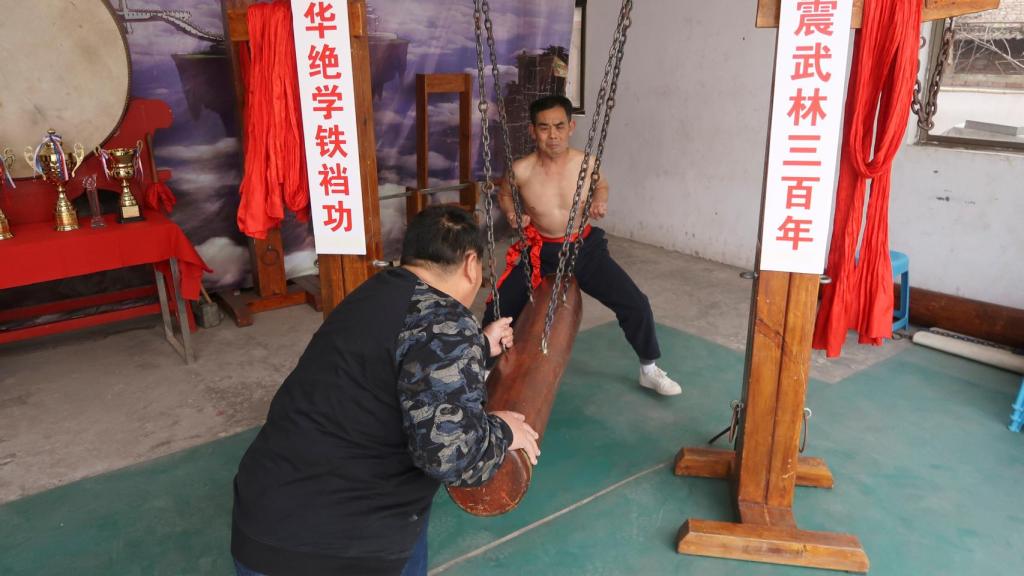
[2,323,1022,575]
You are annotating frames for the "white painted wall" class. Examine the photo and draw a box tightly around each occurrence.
[575,1,1023,309]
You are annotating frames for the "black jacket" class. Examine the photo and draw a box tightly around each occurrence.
[232,268,510,575]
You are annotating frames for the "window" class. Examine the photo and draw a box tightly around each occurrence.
[919,1,1024,151]
[566,0,587,115]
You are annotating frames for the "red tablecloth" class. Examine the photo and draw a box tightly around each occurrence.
[0,211,211,300]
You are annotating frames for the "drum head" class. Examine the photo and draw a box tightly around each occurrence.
[0,0,130,179]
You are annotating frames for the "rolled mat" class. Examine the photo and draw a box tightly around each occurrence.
[912,330,1024,374]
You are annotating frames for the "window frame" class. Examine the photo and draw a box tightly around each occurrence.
[569,0,587,116]
[916,16,1024,154]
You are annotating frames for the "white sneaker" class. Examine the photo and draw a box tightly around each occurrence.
[639,366,682,396]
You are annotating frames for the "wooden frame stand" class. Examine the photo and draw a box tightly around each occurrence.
[674,272,868,573]
[406,73,477,223]
[221,0,382,321]
[676,3,1000,571]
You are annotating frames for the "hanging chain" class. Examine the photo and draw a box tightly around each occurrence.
[913,23,955,132]
[540,0,634,354]
[479,0,534,305]
[563,4,632,300]
[473,1,501,318]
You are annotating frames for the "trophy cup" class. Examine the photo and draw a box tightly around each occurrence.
[0,148,15,240]
[97,141,145,223]
[25,130,85,232]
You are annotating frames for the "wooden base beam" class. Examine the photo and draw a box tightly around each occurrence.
[674,447,833,489]
[677,519,869,573]
[214,280,322,328]
[756,0,1000,28]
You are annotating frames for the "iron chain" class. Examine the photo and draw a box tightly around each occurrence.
[479,0,533,305]
[564,4,632,298]
[473,1,501,319]
[541,0,634,354]
[913,24,955,132]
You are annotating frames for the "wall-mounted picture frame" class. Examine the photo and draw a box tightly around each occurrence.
[567,0,587,115]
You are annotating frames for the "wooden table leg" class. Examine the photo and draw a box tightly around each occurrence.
[154,259,194,364]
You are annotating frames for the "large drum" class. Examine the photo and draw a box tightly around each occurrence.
[1,0,130,179]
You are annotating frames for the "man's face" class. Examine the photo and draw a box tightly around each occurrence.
[530,107,574,157]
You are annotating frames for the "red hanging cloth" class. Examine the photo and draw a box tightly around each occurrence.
[237,0,309,240]
[812,0,923,357]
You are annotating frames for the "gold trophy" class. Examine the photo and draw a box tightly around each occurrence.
[97,141,145,223]
[25,130,85,232]
[0,148,15,240]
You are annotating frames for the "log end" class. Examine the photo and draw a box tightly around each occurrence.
[447,450,533,516]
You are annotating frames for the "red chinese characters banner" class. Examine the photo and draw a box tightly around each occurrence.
[759,0,853,274]
[292,1,366,255]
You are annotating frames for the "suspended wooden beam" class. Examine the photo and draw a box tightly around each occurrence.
[756,0,1001,29]
[448,276,582,516]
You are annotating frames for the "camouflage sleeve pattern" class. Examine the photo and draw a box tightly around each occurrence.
[396,283,511,487]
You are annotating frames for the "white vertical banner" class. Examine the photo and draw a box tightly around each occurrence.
[759,0,853,274]
[292,0,366,255]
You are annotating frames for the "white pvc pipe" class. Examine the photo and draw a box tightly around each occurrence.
[912,331,1024,375]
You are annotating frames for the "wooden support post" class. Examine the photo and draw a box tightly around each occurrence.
[318,0,383,316]
[674,1,1001,572]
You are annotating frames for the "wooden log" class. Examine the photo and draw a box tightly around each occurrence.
[448,276,582,516]
[756,0,1000,29]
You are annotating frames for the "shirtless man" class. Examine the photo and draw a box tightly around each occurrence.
[483,95,681,396]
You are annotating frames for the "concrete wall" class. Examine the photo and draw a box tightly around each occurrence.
[575,1,1023,309]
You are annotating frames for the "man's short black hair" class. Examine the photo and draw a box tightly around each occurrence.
[401,205,485,268]
[529,95,573,124]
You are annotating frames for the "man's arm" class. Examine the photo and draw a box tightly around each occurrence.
[396,309,512,487]
[498,166,531,228]
[498,176,515,219]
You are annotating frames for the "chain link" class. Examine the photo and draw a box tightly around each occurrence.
[479,1,533,305]
[564,7,632,300]
[473,1,501,319]
[913,24,955,132]
[540,0,634,354]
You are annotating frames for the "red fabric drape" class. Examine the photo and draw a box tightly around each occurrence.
[812,0,923,357]
[237,0,309,240]
[489,224,593,302]
[144,181,176,214]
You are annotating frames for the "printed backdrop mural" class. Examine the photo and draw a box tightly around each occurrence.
[366,0,574,256]
[2,0,573,318]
